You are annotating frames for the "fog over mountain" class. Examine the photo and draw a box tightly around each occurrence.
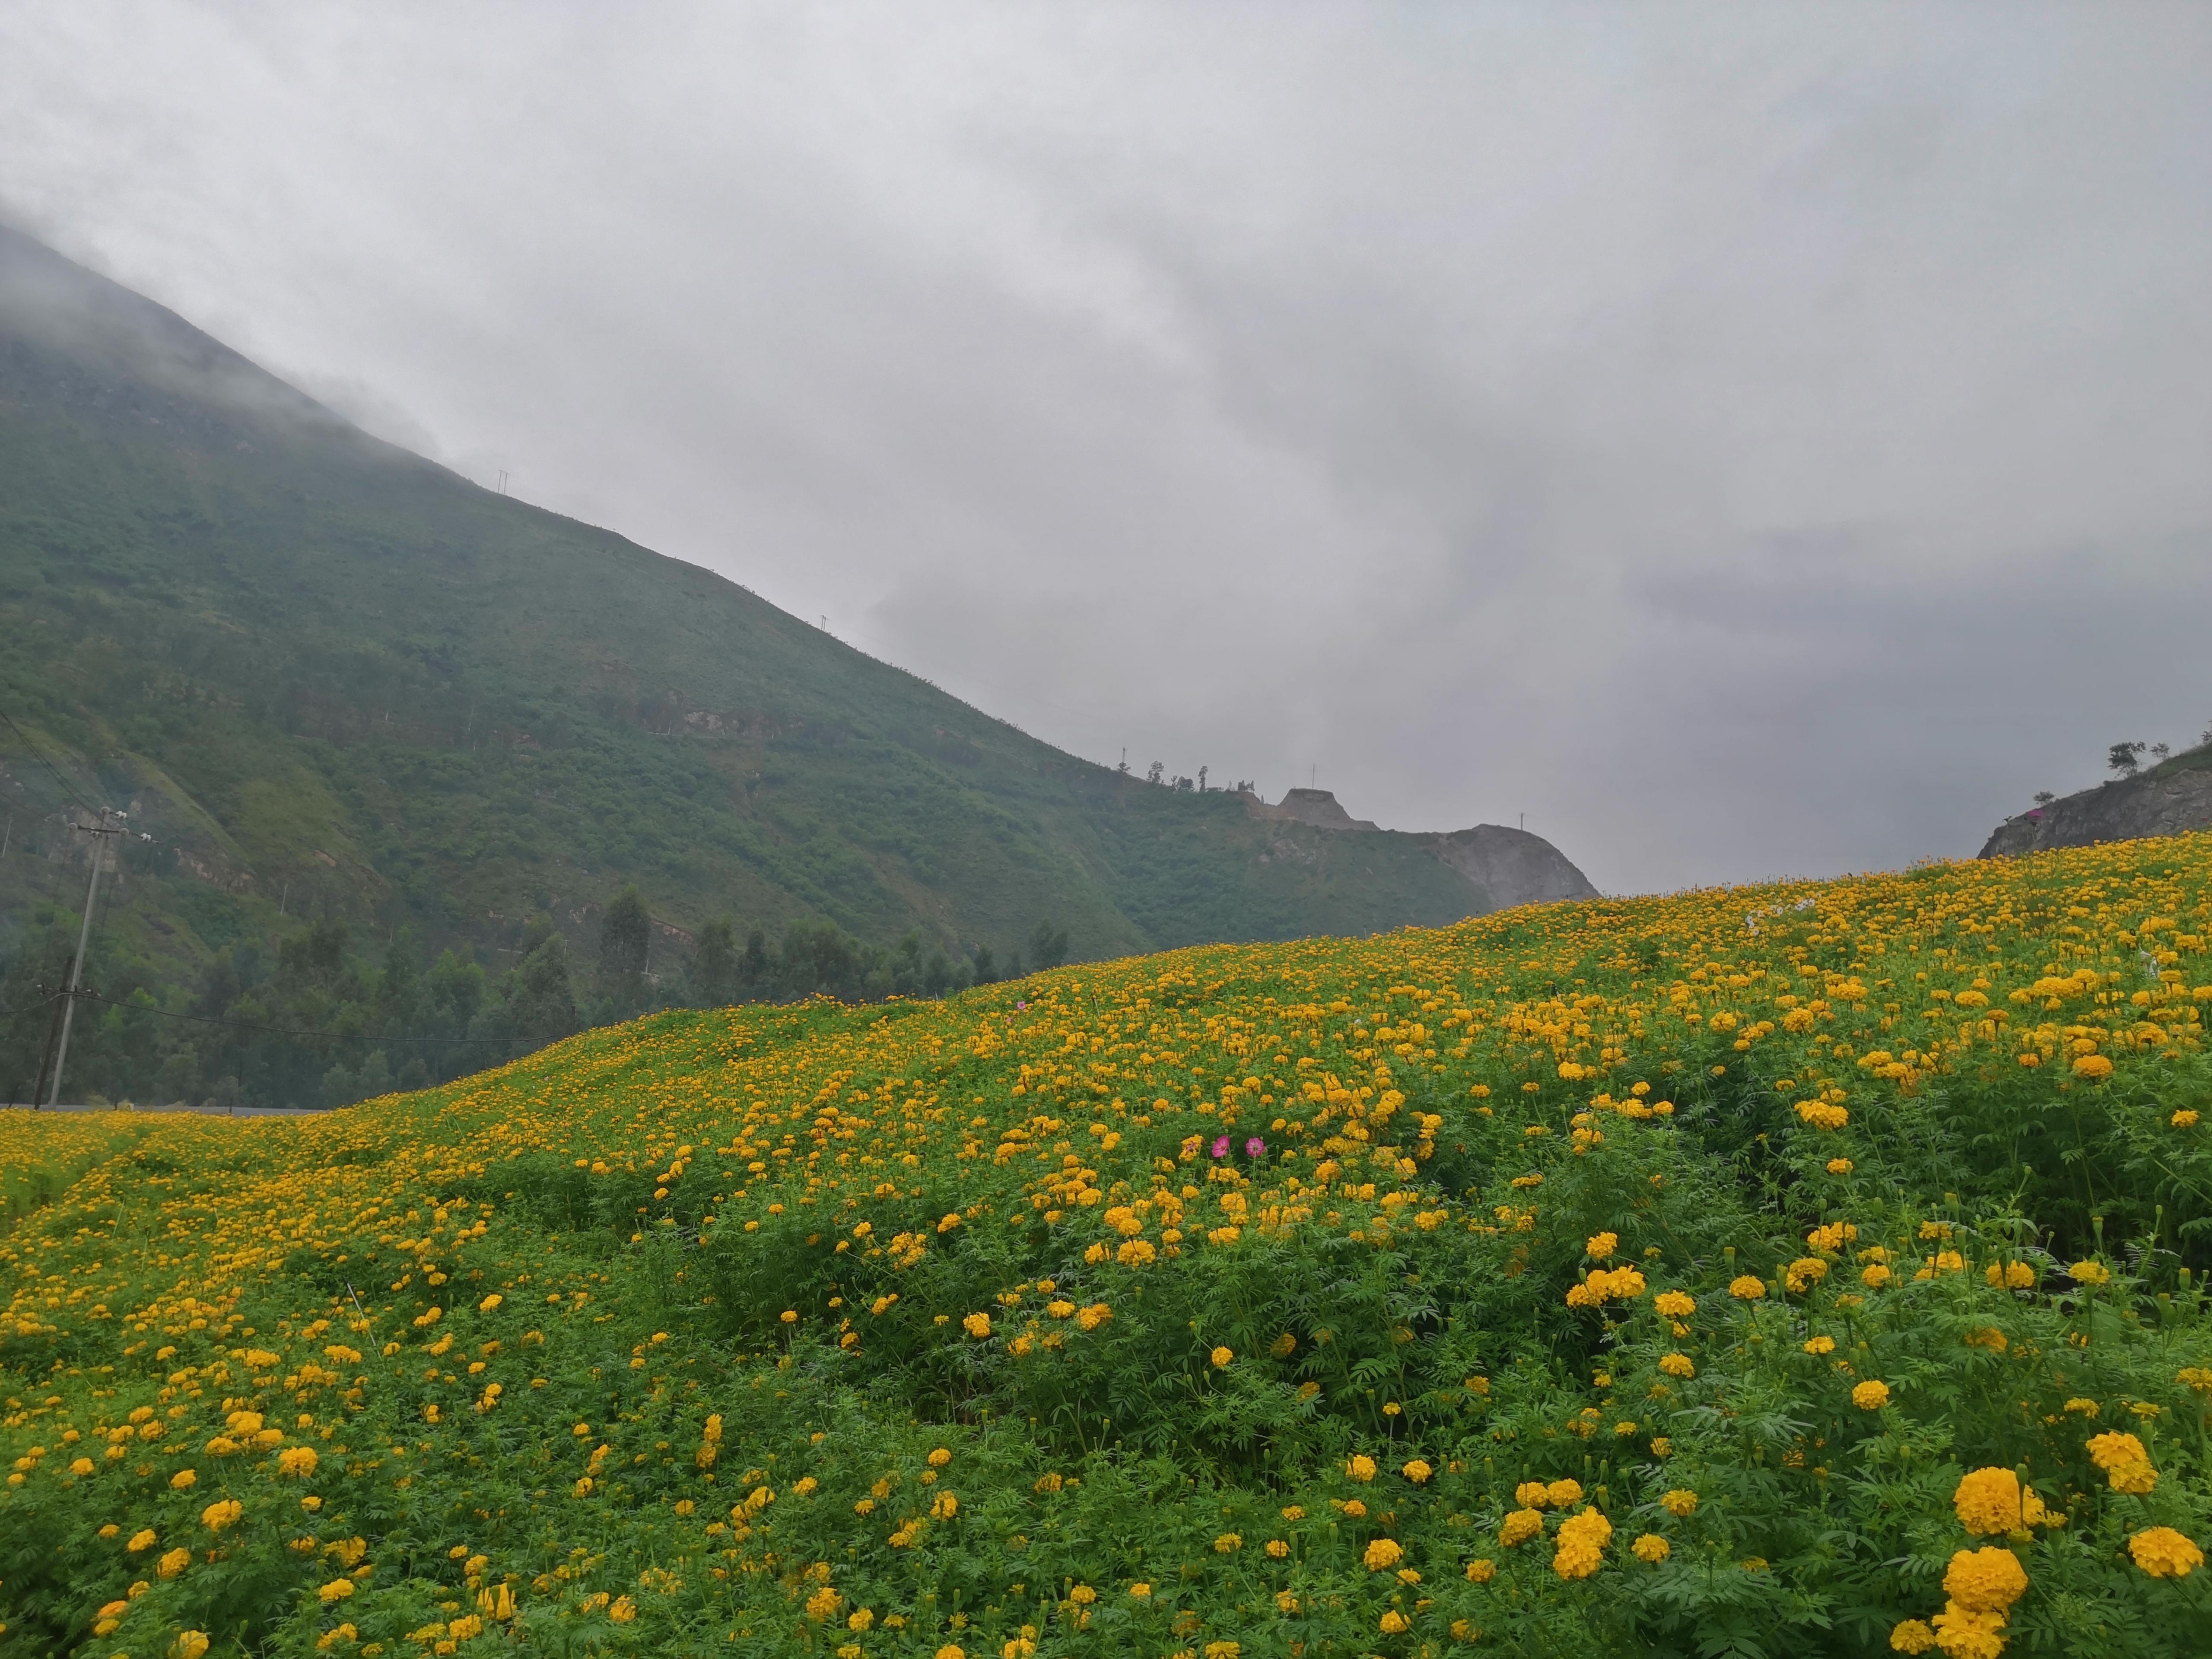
[3,3,2207,894]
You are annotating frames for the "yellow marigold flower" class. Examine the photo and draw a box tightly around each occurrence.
[1546,1478,1583,1508]
[318,1578,356,1602]
[848,1608,875,1631]
[1265,1538,1289,1558]
[1649,1437,1672,1458]
[176,1634,212,1659]
[1659,1353,1696,1378]
[928,1447,952,1466]
[2071,1053,2113,1080]
[1128,1583,1151,1597]
[935,1646,964,1659]
[1853,1379,1891,1411]
[2175,1110,2201,1128]
[158,1546,191,1579]
[1515,1481,1551,1508]
[1929,1602,2005,1659]
[478,1294,502,1313]
[1466,1557,1497,1582]
[1784,1257,1829,1293]
[2086,1429,2155,1496]
[1499,1508,1545,1548]
[1068,1584,1096,1605]
[2070,1260,2111,1285]
[961,1312,992,1339]
[278,1446,319,1478]
[609,1595,638,1622]
[2109,1460,2158,1495]
[1631,1533,1670,1564]
[1402,1459,1433,1483]
[127,1528,157,1552]
[2063,1397,2099,1417]
[1379,1610,1410,1634]
[1213,1532,1241,1553]
[1586,1231,1618,1259]
[1729,1275,1767,1301]
[2180,1368,2212,1395]
[1861,1263,1893,1288]
[170,1469,197,1490]
[1661,1489,1698,1518]
[1364,1537,1404,1571]
[2127,1526,2203,1578]
[200,1499,243,1532]
[1952,1468,2020,1537]
[1552,1508,1611,1579]
[1654,1290,1696,1318]
[1826,1158,1854,1175]
[1346,1454,1377,1482]
[1943,1547,2028,1612]
[1889,1618,1936,1654]
[1804,1335,1837,1355]
[1210,1346,1233,1368]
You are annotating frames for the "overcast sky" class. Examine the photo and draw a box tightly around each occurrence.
[4,3,2209,895]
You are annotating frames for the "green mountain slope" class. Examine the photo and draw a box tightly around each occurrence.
[0,225,1587,1103]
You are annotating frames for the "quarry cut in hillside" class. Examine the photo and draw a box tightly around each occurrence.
[1982,744,2212,858]
[1250,787,1600,909]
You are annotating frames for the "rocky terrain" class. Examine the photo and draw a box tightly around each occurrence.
[1981,744,2212,858]
[1249,787,1599,910]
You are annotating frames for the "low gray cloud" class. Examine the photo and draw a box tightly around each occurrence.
[3,1,2207,893]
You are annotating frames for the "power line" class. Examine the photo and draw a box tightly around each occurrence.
[0,702,108,819]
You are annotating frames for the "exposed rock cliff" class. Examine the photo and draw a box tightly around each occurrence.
[1980,747,2212,858]
[1250,788,1382,833]
[1245,789,1599,913]
[1428,823,1601,907]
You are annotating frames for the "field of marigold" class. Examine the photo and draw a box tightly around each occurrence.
[4,833,2212,1658]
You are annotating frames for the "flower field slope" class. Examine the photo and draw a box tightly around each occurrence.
[4,834,2211,1658]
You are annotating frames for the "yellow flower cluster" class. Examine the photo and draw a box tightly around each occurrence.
[2087,1431,2158,1495]
[0,829,2208,1651]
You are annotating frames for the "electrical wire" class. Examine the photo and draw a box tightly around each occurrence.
[0,701,109,819]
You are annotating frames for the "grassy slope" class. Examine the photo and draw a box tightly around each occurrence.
[2,835,2210,1656]
[0,233,1484,1001]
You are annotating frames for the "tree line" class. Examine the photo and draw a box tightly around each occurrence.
[0,889,1070,1112]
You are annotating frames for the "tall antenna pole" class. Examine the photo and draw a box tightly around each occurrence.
[47,809,120,1109]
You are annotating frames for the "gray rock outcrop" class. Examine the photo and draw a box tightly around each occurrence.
[1980,748,2212,858]
[1428,823,1601,907]
[1246,789,1599,913]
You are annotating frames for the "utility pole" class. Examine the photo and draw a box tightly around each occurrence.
[46,808,123,1109]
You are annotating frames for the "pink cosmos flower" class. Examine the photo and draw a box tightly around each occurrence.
[1211,1135,1231,1158]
